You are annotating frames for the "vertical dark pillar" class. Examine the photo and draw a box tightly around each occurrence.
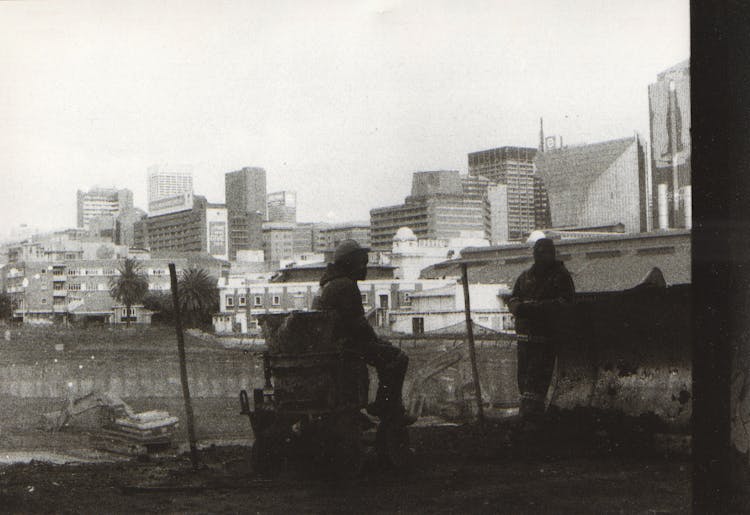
[691,2,750,511]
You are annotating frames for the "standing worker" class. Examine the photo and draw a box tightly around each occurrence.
[507,237,575,421]
[313,240,416,425]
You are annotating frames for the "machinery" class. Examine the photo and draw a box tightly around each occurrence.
[240,311,411,478]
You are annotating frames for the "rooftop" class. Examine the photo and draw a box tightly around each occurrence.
[421,231,690,293]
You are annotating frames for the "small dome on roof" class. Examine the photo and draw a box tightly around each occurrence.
[394,227,417,242]
[526,230,547,244]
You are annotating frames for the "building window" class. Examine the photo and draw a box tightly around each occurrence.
[254,296,263,307]
[402,292,412,305]
[41,298,47,304]
[272,295,281,306]
[361,293,369,305]
[68,283,82,291]
[239,296,246,307]
[412,317,424,334]
[226,295,234,307]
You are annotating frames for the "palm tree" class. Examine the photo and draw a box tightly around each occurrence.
[177,267,219,328]
[109,258,149,327]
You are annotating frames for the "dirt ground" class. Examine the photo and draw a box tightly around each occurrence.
[0,414,694,514]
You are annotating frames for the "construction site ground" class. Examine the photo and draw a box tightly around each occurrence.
[0,416,693,514]
[0,326,695,513]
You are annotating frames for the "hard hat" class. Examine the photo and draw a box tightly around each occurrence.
[333,239,370,263]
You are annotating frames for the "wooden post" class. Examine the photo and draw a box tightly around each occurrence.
[169,263,200,470]
[461,262,485,426]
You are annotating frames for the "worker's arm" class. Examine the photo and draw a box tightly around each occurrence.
[506,274,526,316]
[319,278,379,344]
[521,269,576,319]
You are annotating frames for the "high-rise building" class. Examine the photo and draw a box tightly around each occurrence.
[292,222,315,256]
[267,191,297,223]
[316,222,371,251]
[467,146,547,241]
[487,184,509,244]
[461,175,492,201]
[227,212,264,260]
[115,208,147,247]
[648,59,691,230]
[76,188,133,229]
[262,222,296,263]
[225,167,267,260]
[370,170,490,251]
[225,167,267,218]
[535,135,648,234]
[133,195,229,261]
[147,165,193,211]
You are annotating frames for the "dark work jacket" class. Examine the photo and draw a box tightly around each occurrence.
[507,261,575,340]
[312,263,379,347]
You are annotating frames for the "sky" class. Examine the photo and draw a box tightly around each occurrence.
[0,0,690,238]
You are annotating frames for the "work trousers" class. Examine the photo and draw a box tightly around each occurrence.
[516,337,556,418]
[348,338,409,409]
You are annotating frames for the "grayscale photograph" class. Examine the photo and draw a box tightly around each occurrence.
[1,0,745,512]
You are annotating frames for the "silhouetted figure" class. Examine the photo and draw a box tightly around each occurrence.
[313,240,415,424]
[507,238,575,419]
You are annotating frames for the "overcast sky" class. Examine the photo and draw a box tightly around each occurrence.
[0,0,689,237]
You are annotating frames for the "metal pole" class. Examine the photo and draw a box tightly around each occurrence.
[169,263,199,470]
[460,262,485,426]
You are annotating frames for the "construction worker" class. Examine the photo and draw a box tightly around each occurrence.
[507,237,575,420]
[313,239,415,425]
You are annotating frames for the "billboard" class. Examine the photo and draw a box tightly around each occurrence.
[209,221,227,257]
[148,192,194,216]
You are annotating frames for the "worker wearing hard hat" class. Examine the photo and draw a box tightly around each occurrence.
[507,237,575,420]
[314,239,415,425]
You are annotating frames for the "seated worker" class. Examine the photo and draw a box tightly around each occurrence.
[313,239,415,425]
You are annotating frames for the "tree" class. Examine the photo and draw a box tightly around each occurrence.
[142,291,175,325]
[177,267,219,329]
[109,258,149,326]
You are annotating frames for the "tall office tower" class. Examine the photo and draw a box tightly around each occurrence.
[225,167,267,260]
[147,165,193,210]
[267,191,297,223]
[467,146,546,241]
[535,135,648,234]
[370,170,490,251]
[461,175,491,201]
[225,167,267,218]
[648,59,691,230]
[76,187,134,229]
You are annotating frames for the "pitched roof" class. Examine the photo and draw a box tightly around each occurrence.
[420,240,690,293]
[68,291,116,314]
[536,137,634,193]
[424,319,499,335]
[536,137,636,226]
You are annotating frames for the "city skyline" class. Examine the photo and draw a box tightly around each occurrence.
[0,1,689,238]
